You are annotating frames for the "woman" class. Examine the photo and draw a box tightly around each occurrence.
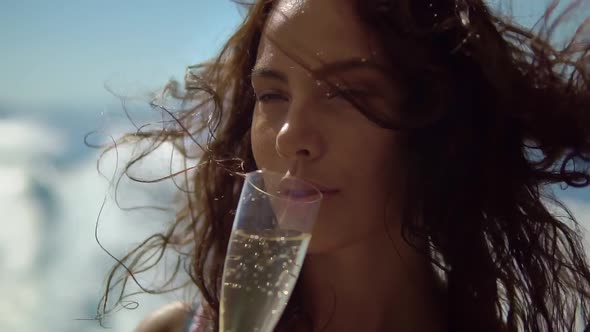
[98,0,590,331]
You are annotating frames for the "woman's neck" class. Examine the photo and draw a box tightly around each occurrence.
[299,226,446,332]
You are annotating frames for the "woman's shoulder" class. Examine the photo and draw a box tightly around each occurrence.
[134,301,193,332]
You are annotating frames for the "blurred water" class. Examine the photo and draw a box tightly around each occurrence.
[0,102,197,331]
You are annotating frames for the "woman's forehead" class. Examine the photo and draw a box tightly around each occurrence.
[259,0,383,67]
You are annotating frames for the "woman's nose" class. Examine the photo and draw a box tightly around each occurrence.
[275,104,323,163]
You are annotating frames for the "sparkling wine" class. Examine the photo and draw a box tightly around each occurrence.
[220,228,311,332]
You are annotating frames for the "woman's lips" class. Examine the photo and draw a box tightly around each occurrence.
[281,189,317,197]
[280,189,339,199]
[277,176,339,198]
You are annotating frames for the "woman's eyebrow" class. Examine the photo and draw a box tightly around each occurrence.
[311,57,390,79]
[250,57,390,84]
[250,67,289,84]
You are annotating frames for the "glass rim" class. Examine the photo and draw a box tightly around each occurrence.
[244,169,323,204]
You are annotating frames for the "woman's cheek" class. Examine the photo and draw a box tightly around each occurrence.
[251,111,282,168]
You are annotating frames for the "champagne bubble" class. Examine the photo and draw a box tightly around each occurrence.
[220,230,311,331]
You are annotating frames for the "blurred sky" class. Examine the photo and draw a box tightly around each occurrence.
[0,0,242,107]
[1,0,587,109]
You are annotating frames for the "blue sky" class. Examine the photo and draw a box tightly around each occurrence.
[1,0,587,108]
[0,0,242,107]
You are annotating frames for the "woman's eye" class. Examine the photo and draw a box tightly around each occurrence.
[255,92,287,103]
[325,90,344,99]
[326,89,365,100]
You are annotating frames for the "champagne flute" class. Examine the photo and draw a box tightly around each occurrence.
[220,169,323,332]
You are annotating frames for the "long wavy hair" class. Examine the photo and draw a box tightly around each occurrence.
[97,0,590,331]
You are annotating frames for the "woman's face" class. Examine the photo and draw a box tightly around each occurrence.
[250,0,405,253]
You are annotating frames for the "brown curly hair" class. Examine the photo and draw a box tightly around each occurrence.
[96,0,590,331]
